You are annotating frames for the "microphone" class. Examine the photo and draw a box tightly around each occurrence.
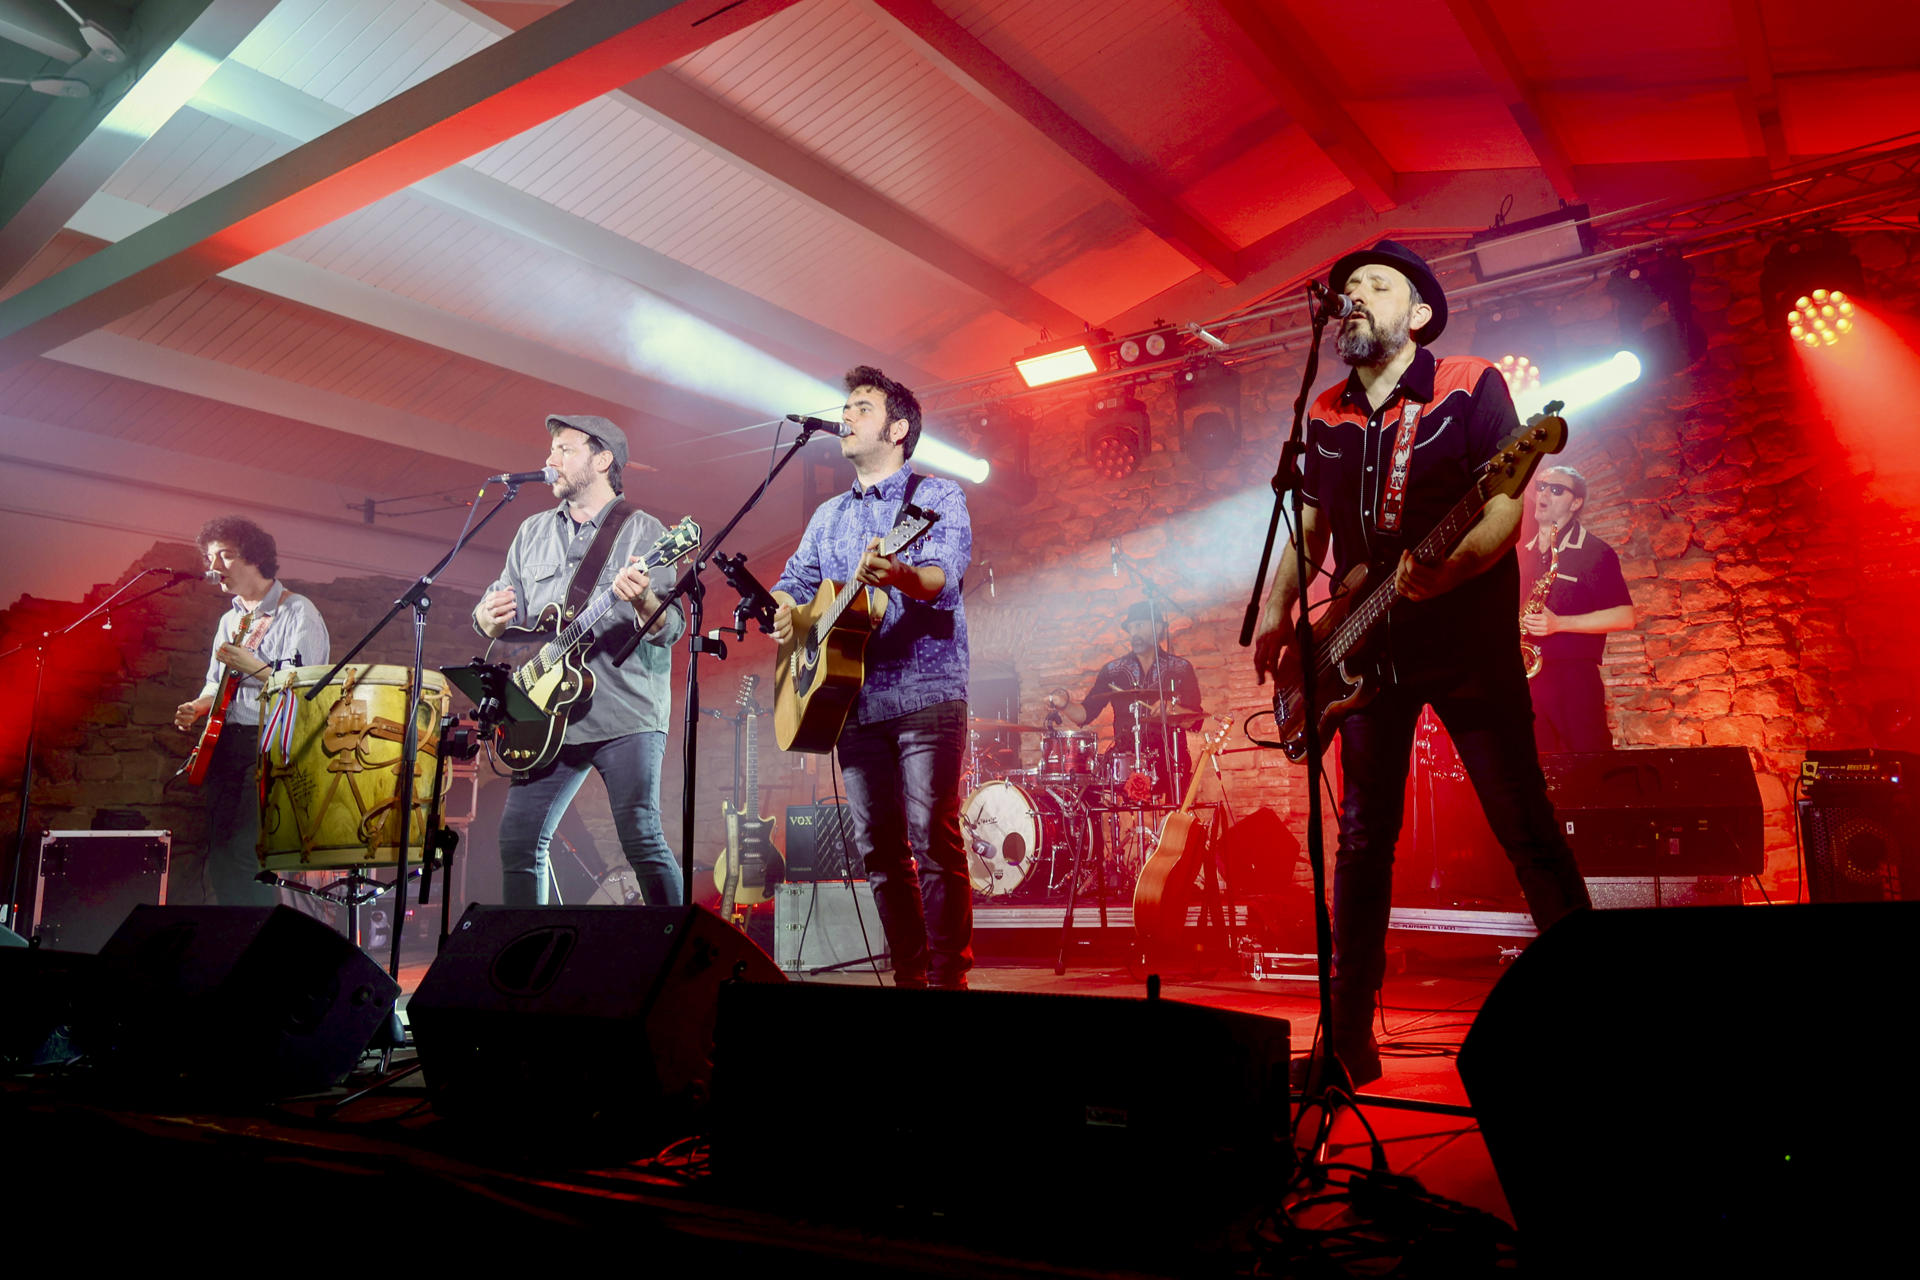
[488,466,560,485]
[787,414,847,438]
[162,569,216,583]
[1110,540,1120,578]
[1309,281,1358,322]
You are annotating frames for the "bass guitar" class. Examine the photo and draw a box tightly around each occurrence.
[493,516,701,773]
[712,674,784,925]
[773,502,940,753]
[1131,715,1235,972]
[181,611,258,785]
[1270,409,1568,761]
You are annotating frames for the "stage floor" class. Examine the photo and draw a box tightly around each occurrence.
[7,942,1514,1273]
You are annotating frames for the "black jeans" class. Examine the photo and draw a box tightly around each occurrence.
[1529,659,1611,753]
[1332,657,1591,1046]
[837,699,972,987]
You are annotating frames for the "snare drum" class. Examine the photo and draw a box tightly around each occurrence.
[1039,729,1098,781]
[963,780,1091,897]
[257,664,451,870]
[1102,751,1160,804]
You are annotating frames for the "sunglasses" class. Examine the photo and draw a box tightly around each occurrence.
[1535,482,1575,497]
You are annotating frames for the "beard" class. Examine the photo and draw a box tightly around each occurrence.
[1334,310,1411,366]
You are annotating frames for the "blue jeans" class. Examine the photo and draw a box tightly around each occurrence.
[1331,657,1590,1048]
[497,731,681,907]
[837,699,972,987]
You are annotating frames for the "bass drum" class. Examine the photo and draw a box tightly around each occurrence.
[963,780,1090,898]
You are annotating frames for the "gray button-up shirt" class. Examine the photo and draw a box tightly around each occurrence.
[198,580,331,727]
[479,497,688,742]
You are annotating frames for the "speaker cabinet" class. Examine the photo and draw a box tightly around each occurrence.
[80,905,399,1095]
[1539,747,1762,875]
[710,982,1292,1254]
[1798,756,1915,901]
[407,905,784,1135]
[1458,904,1920,1271]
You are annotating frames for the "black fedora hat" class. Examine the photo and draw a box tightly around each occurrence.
[1328,239,1448,345]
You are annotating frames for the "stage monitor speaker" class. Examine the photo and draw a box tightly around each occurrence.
[0,946,99,1068]
[78,905,400,1095]
[710,982,1292,1256]
[1539,746,1762,875]
[1458,903,1920,1272]
[783,802,856,881]
[407,905,784,1137]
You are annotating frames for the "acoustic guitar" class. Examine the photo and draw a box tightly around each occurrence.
[713,674,784,924]
[773,502,940,753]
[493,516,701,773]
[1131,715,1235,971]
[1270,409,1567,761]
[181,611,258,785]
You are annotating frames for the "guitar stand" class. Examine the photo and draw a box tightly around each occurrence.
[1052,801,1110,976]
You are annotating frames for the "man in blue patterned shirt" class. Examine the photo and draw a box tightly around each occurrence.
[773,367,974,988]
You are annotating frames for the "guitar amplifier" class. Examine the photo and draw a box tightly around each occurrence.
[1797,749,1917,902]
[32,831,171,953]
[783,803,858,881]
[1540,748,1763,876]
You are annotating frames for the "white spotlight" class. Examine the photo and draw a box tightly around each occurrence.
[1524,350,1642,419]
[914,434,989,484]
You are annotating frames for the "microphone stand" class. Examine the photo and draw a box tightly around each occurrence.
[308,481,528,980]
[3,569,203,933]
[613,417,840,906]
[1238,288,1344,1124]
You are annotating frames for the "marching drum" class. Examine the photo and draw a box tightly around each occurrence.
[1038,728,1099,782]
[257,664,451,871]
[963,780,1092,898]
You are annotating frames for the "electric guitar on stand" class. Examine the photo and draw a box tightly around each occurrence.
[180,611,259,785]
[713,674,783,926]
[773,502,940,753]
[492,516,701,773]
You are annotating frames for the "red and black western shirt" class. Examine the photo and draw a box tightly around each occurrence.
[1300,346,1523,683]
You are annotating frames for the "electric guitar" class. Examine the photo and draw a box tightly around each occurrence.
[1270,410,1568,761]
[773,502,941,753]
[1131,715,1235,970]
[712,674,784,924]
[493,516,701,773]
[181,611,258,785]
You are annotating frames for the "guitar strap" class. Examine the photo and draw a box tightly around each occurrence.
[564,497,633,622]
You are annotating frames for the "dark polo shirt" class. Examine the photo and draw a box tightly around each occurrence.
[1518,519,1633,667]
[1301,346,1523,683]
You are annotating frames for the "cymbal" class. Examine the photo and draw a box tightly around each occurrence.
[968,717,1048,734]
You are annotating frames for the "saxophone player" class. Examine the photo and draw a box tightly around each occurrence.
[1520,466,1636,752]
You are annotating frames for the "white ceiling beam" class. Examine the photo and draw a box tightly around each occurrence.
[865,0,1244,286]
[187,58,919,388]
[1730,0,1791,175]
[0,0,803,370]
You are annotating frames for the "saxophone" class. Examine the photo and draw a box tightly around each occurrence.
[1520,525,1560,679]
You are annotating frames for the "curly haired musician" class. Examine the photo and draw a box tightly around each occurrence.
[474,415,686,907]
[1253,241,1590,1088]
[1521,465,1636,752]
[772,367,975,989]
[173,516,329,906]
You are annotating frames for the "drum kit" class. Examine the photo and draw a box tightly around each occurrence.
[961,708,1184,903]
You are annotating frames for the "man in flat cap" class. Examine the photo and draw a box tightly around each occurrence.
[1253,240,1589,1089]
[474,414,686,907]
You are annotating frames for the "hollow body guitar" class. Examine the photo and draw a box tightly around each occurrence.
[1270,412,1568,761]
[773,503,940,754]
[493,516,701,774]
[1131,716,1235,972]
[181,611,258,785]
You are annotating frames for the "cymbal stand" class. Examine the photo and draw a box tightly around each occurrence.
[1052,783,1110,975]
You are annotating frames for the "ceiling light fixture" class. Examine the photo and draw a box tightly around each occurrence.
[1013,330,1110,388]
